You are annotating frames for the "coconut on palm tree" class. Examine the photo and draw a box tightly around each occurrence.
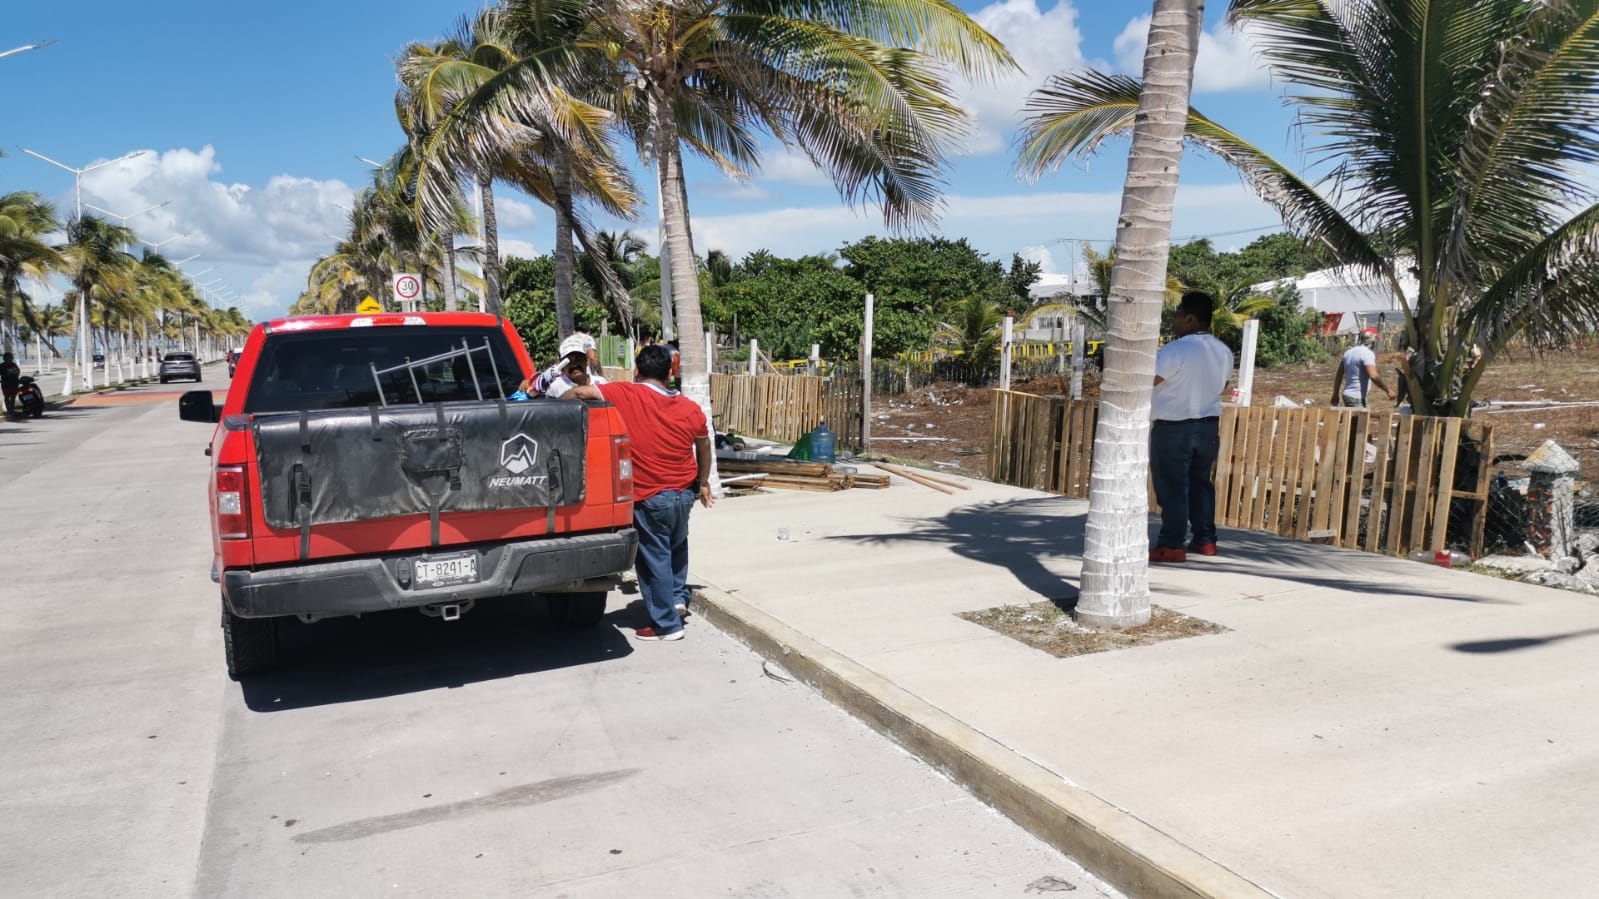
[1019,0,1599,416]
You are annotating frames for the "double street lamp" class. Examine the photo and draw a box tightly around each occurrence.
[0,40,56,60]
[19,148,149,394]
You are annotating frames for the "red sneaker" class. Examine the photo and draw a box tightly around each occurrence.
[1187,542,1217,556]
[635,627,684,642]
[1149,546,1188,563]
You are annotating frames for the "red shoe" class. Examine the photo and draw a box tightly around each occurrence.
[1187,542,1217,556]
[1149,546,1187,563]
[634,627,684,642]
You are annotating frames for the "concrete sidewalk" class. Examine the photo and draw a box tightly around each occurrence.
[688,473,1599,898]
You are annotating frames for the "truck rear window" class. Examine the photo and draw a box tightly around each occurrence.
[243,326,524,414]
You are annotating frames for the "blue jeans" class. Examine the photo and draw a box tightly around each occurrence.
[634,488,694,633]
[1151,418,1220,549]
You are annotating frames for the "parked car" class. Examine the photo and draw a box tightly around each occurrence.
[92,353,106,370]
[178,312,638,677]
[160,352,202,383]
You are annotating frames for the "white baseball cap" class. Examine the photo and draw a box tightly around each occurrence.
[558,335,590,356]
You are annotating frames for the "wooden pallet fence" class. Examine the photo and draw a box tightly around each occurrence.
[989,391,1494,557]
[709,374,863,447]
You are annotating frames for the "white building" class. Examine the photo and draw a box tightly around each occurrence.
[1253,262,1418,334]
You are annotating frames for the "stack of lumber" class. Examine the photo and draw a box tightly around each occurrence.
[718,457,890,493]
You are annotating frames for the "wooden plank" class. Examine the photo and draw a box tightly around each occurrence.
[1470,424,1494,558]
[718,458,833,477]
[1308,410,1344,537]
[1292,408,1324,540]
[1270,409,1303,536]
[1243,406,1275,529]
[1430,417,1463,552]
[1340,410,1371,549]
[1255,409,1287,532]
[1213,408,1242,525]
[1385,416,1416,555]
[1407,418,1441,553]
[1365,414,1395,553]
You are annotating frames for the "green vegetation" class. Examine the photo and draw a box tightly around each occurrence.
[1016,0,1599,414]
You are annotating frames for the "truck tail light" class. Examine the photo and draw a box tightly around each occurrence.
[217,466,251,539]
[612,434,634,503]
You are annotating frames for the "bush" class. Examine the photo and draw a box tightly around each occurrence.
[1251,286,1328,368]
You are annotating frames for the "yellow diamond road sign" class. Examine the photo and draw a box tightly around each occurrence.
[356,297,383,314]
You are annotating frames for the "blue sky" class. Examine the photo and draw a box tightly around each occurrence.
[4,1,1301,323]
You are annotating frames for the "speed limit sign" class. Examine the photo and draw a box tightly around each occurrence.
[392,272,422,307]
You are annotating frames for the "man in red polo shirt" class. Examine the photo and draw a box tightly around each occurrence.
[567,343,712,640]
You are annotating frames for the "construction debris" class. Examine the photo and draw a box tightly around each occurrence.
[717,456,890,493]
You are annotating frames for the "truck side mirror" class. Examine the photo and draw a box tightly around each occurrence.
[179,390,220,423]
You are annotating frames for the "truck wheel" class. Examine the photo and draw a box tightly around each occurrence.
[222,602,278,679]
[546,592,608,628]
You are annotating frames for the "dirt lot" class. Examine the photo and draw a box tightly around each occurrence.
[866,346,1599,489]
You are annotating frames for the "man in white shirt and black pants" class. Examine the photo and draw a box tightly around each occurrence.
[1150,291,1235,563]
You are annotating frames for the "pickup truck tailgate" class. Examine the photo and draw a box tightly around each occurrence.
[254,400,587,552]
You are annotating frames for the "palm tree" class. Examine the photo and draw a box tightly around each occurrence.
[1078,243,1185,330]
[32,304,72,362]
[1018,0,1599,415]
[56,215,137,376]
[1017,0,1204,629]
[474,0,1016,417]
[936,294,1004,373]
[0,192,62,355]
[577,230,646,329]
[397,9,638,326]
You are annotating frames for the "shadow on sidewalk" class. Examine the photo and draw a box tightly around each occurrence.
[1451,627,1599,654]
[239,595,632,712]
[832,496,1082,601]
[828,495,1503,607]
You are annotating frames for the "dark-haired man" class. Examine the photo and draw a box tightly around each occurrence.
[1,352,20,414]
[567,343,712,641]
[1150,291,1234,563]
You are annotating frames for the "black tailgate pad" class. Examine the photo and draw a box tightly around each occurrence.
[254,400,588,530]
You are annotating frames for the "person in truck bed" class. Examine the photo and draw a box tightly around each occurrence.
[567,343,711,641]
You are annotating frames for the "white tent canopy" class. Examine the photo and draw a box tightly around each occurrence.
[1254,262,1418,333]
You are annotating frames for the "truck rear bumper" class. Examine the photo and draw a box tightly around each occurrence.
[222,529,637,619]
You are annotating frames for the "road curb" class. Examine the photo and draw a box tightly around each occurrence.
[690,581,1279,899]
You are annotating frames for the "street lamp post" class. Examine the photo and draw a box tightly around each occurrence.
[82,201,171,382]
[19,148,148,394]
[0,40,56,60]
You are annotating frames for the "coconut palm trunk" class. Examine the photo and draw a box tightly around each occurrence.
[476,171,503,315]
[1076,0,1204,630]
[440,233,459,312]
[552,148,577,339]
[650,90,706,408]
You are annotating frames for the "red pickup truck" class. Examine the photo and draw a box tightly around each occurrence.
[179,312,637,678]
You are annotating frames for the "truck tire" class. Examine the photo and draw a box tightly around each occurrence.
[546,591,608,629]
[222,602,278,679]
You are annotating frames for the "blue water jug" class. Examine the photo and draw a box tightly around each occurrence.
[810,419,837,464]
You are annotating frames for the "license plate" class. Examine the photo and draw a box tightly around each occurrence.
[414,553,479,587]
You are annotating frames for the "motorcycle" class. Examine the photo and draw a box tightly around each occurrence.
[15,375,45,418]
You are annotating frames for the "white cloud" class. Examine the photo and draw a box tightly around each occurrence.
[1113,14,1272,93]
[1018,244,1058,273]
[499,238,539,260]
[80,146,355,270]
[690,181,1282,263]
[495,198,539,229]
[757,147,832,187]
[950,0,1094,156]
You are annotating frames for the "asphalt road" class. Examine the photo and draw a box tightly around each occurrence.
[0,372,1116,899]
